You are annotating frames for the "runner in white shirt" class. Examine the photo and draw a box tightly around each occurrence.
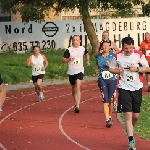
[0,74,6,112]
[26,46,48,102]
[62,35,90,113]
[109,37,149,150]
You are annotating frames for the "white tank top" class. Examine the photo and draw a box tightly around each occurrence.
[28,54,46,75]
[67,46,85,75]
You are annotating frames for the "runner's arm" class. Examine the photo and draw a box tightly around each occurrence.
[112,41,119,53]
[62,49,71,63]
[84,49,90,66]
[26,56,32,67]
[95,61,99,75]
[108,57,123,74]
[43,55,48,69]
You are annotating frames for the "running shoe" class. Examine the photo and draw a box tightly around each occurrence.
[113,101,117,112]
[37,97,41,102]
[109,116,113,121]
[39,92,44,100]
[128,139,136,150]
[74,106,80,113]
[106,119,112,128]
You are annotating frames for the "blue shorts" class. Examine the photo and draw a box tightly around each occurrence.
[98,78,117,103]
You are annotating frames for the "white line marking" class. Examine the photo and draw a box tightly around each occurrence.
[0,84,98,149]
[0,143,7,150]
[59,96,99,150]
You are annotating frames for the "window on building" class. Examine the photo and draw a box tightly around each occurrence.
[0,6,11,22]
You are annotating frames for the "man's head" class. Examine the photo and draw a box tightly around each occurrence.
[121,37,134,56]
[102,31,109,40]
[145,32,150,42]
[72,35,81,48]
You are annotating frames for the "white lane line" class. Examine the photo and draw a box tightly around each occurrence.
[59,96,99,150]
[0,84,99,150]
[0,143,7,150]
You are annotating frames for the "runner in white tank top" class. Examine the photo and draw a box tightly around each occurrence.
[62,35,90,113]
[26,46,48,102]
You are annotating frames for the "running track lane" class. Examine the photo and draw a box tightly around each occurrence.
[0,81,149,150]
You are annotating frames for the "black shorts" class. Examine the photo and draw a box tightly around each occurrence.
[0,74,3,85]
[69,72,83,85]
[117,88,142,113]
[32,74,44,83]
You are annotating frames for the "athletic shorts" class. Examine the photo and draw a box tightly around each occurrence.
[117,88,142,113]
[0,74,3,85]
[98,78,117,103]
[69,72,83,85]
[32,74,44,83]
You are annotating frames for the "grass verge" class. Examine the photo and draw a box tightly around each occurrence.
[120,94,150,140]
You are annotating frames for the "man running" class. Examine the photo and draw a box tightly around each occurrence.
[0,74,6,112]
[109,37,149,150]
[62,35,90,113]
[139,32,150,91]
[94,30,119,56]
[26,46,48,102]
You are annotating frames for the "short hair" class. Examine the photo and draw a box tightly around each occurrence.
[145,32,150,36]
[102,30,109,36]
[33,45,40,50]
[121,37,134,47]
[72,35,80,39]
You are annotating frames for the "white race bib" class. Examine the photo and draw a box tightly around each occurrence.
[102,71,113,79]
[33,66,42,72]
[146,50,150,56]
[71,58,80,65]
[123,71,138,82]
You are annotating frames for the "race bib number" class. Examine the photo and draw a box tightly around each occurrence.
[146,50,150,56]
[33,66,42,72]
[123,71,138,82]
[71,58,80,65]
[102,71,113,79]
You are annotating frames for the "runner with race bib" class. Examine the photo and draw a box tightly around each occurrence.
[139,32,150,91]
[62,35,90,113]
[26,46,48,102]
[95,41,117,128]
[109,37,149,150]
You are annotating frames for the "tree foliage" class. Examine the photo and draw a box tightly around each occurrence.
[0,0,149,22]
[0,0,150,50]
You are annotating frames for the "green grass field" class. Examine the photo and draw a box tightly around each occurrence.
[134,95,150,140]
[0,49,96,84]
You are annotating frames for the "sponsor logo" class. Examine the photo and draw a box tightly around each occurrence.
[42,22,59,37]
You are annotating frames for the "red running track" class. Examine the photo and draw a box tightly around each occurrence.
[0,80,149,150]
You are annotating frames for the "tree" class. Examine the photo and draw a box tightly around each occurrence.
[0,0,149,52]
